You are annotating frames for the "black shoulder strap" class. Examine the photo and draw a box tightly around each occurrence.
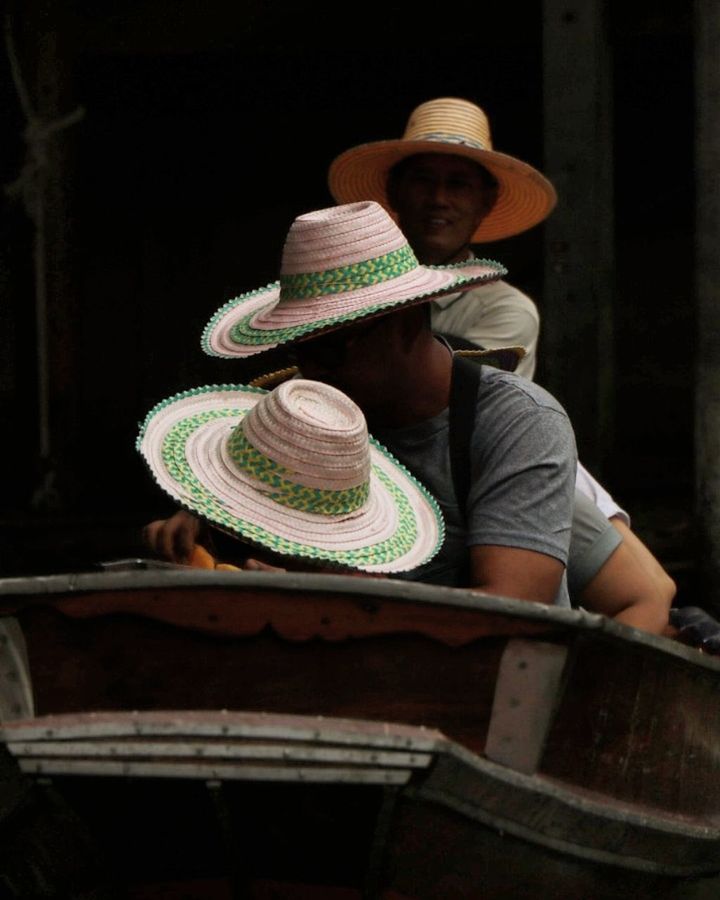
[448,354,483,526]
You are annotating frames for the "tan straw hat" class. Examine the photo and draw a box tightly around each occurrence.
[202,200,506,359]
[137,378,444,574]
[328,97,557,243]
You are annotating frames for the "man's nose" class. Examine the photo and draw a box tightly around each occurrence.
[428,180,451,204]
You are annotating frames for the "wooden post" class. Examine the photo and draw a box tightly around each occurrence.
[695,0,720,607]
[6,7,83,511]
[541,2,614,472]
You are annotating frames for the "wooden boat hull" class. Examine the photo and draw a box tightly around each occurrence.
[0,567,718,897]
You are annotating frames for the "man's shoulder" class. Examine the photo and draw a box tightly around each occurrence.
[475,367,569,419]
[468,369,577,484]
[463,278,536,305]
[433,278,538,316]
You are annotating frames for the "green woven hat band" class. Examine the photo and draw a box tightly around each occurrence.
[279,245,417,301]
[202,202,507,359]
[227,425,370,516]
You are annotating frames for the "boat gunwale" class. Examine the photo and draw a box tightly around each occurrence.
[0,568,715,672]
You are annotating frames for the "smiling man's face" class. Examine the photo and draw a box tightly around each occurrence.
[388,153,497,265]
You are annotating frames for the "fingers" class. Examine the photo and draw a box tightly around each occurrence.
[142,510,202,563]
[142,519,165,557]
[171,511,201,562]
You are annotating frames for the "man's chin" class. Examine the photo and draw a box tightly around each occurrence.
[414,235,463,266]
[416,247,445,266]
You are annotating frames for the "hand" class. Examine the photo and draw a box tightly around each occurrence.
[142,509,204,563]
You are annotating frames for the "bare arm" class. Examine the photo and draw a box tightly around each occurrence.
[579,517,675,634]
[469,545,565,605]
[610,518,676,604]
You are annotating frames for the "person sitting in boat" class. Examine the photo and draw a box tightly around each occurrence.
[137,377,446,577]
[145,201,672,631]
[149,199,606,616]
[326,96,676,625]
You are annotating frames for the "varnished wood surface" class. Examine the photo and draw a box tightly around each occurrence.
[45,584,556,645]
[2,568,718,666]
[4,570,720,823]
[0,569,579,643]
[4,705,720,894]
[543,635,720,817]
[19,605,510,755]
[383,798,720,900]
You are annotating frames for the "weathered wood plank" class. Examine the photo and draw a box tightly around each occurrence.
[695,0,720,607]
[542,0,615,468]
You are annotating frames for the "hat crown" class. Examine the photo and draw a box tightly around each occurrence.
[280,200,413,274]
[278,201,420,302]
[238,379,371,493]
[402,97,493,152]
[203,199,506,359]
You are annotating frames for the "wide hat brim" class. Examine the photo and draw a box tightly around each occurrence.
[327,141,557,243]
[202,257,506,359]
[137,384,445,574]
[453,345,527,372]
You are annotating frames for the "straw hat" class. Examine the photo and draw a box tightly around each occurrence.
[454,345,526,371]
[137,378,445,574]
[202,200,506,359]
[327,97,557,243]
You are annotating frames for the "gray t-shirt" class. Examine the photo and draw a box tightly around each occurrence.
[568,490,622,597]
[373,368,577,606]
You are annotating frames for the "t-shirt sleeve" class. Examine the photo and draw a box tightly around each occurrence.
[465,380,577,564]
[575,461,631,526]
[567,489,623,596]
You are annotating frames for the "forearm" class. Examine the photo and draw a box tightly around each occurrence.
[579,533,674,635]
[611,597,673,635]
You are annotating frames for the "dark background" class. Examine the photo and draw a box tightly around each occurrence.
[0,1,695,588]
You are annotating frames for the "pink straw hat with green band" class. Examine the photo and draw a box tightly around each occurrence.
[327,97,557,243]
[137,378,445,573]
[202,200,506,359]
